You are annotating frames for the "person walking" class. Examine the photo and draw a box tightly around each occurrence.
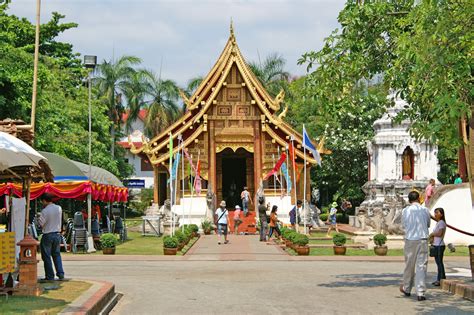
[37,193,65,281]
[429,208,447,286]
[258,197,267,242]
[326,202,339,236]
[241,186,252,217]
[400,190,431,301]
[268,205,282,242]
[289,200,302,231]
[215,201,229,245]
[424,179,436,207]
[233,205,242,235]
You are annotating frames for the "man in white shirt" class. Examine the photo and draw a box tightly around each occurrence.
[400,190,430,301]
[215,200,229,245]
[38,193,65,281]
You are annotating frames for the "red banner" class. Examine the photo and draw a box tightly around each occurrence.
[264,153,287,180]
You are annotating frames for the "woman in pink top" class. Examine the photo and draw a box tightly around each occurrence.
[424,179,436,206]
[233,205,242,235]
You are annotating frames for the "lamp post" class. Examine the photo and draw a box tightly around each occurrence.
[84,55,97,253]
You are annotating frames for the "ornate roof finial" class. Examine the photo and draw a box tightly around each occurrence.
[230,18,235,41]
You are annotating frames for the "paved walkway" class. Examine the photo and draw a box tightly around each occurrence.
[184,234,289,261]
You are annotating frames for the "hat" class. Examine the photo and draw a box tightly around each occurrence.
[220,201,226,207]
[235,205,241,210]
[331,202,338,208]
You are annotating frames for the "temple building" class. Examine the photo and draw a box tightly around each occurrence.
[129,25,322,213]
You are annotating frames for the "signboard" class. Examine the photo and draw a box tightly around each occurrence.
[0,232,16,273]
[124,179,145,188]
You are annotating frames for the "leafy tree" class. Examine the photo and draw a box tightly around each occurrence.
[185,76,203,97]
[249,53,290,98]
[121,69,149,133]
[0,4,132,179]
[297,0,472,203]
[95,55,141,157]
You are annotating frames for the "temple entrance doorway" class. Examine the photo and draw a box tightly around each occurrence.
[217,148,254,209]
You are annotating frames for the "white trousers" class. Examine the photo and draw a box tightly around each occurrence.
[403,239,428,296]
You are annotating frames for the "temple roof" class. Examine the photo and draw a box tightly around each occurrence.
[130,25,324,166]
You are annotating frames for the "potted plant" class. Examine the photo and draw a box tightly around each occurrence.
[293,234,310,256]
[163,236,178,255]
[201,219,213,235]
[188,224,199,237]
[100,233,118,255]
[332,233,347,255]
[373,233,388,256]
[285,230,297,248]
[174,231,187,250]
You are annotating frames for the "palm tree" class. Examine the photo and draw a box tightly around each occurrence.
[122,70,149,133]
[95,55,141,157]
[249,53,290,97]
[185,76,203,97]
[142,70,180,137]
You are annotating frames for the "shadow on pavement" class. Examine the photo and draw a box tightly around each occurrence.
[318,273,401,288]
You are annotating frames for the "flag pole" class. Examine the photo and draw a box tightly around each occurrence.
[291,136,298,232]
[272,153,276,207]
[303,130,307,235]
[180,135,185,233]
[286,146,290,196]
[189,154,194,229]
[169,133,174,236]
[278,146,284,198]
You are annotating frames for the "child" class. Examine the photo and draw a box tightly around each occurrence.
[326,202,339,236]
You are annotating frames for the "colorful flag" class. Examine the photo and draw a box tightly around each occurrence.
[302,125,321,166]
[194,154,201,195]
[183,148,196,173]
[169,133,173,162]
[171,152,181,180]
[264,153,287,180]
[288,140,299,177]
[281,162,292,193]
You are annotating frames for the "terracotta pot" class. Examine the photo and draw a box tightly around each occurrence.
[102,247,116,255]
[285,240,292,248]
[295,246,310,256]
[164,247,177,255]
[374,245,388,256]
[204,229,211,235]
[333,246,346,255]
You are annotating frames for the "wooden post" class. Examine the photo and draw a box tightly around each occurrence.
[153,166,159,204]
[30,0,41,133]
[209,121,216,191]
[253,121,262,204]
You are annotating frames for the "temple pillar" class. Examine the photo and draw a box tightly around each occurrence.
[253,121,262,203]
[209,120,217,191]
[153,166,159,204]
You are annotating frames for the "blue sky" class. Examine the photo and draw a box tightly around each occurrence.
[8,0,345,86]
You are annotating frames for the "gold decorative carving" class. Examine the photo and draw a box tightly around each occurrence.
[227,88,241,101]
[216,143,254,153]
[217,106,232,116]
[277,105,288,120]
[236,106,250,116]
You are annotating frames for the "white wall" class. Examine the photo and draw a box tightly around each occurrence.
[429,185,474,245]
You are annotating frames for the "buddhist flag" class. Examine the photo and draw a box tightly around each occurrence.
[264,153,287,180]
[302,125,321,166]
[281,162,292,193]
[194,154,201,195]
[169,133,173,162]
[171,152,181,180]
[288,141,298,174]
[183,148,196,173]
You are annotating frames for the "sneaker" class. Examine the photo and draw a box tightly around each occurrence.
[399,285,411,297]
[224,240,229,244]
[432,281,440,286]
[417,296,426,301]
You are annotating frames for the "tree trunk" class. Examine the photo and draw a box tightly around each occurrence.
[110,124,115,158]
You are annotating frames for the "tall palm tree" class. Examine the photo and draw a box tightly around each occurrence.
[142,70,180,137]
[95,55,141,157]
[185,76,203,97]
[249,53,290,97]
[122,69,149,133]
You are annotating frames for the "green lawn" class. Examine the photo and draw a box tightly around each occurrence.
[115,231,164,255]
[0,280,91,314]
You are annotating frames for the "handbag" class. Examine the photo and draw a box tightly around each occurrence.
[429,245,436,257]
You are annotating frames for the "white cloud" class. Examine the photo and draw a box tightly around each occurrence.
[7,0,345,85]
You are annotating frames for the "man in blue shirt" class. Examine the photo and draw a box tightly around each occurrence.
[400,190,431,301]
[289,200,302,230]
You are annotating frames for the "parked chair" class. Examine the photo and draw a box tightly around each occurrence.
[72,211,88,253]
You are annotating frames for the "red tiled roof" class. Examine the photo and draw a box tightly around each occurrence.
[121,109,148,122]
[117,141,143,149]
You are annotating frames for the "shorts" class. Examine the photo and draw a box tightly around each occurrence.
[218,224,228,236]
[330,215,337,225]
